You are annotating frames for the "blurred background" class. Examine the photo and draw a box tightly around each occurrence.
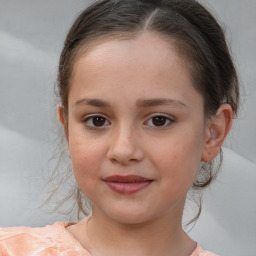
[0,0,255,255]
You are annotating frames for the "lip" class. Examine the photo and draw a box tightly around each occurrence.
[103,175,153,194]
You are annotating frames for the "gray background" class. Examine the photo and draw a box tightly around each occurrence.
[0,1,255,255]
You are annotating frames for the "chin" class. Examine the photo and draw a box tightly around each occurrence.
[103,207,159,226]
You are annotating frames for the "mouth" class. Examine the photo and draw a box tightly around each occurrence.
[103,175,153,194]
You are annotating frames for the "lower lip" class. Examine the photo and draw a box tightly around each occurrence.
[105,181,152,194]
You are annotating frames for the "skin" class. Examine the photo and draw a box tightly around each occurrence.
[58,32,232,256]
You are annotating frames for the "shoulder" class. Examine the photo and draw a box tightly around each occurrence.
[191,244,219,256]
[0,222,90,256]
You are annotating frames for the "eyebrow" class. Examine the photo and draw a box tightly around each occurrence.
[136,98,188,109]
[73,98,188,109]
[74,98,110,108]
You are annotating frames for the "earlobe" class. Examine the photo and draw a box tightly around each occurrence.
[201,104,233,162]
[57,105,65,125]
[57,105,69,142]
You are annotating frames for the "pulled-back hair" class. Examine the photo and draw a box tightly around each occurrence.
[51,0,239,225]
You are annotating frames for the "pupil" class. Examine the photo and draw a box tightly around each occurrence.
[93,116,105,126]
[153,116,166,126]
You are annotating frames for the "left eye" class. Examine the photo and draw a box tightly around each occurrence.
[83,115,110,128]
[145,115,173,127]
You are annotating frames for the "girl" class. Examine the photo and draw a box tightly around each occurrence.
[0,0,239,255]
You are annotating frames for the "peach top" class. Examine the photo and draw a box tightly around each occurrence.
[0,222,218,256]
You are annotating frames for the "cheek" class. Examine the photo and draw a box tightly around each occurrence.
[151,130,204,184]
[68,136,103,184]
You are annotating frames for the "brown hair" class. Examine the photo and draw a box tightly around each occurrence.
[51,0,239,224]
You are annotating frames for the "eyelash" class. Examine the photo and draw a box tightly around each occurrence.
[144,114,175,128]
[83,114,110,128]
[82,113,175,129]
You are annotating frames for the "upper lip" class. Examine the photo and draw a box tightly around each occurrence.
[103,175,152,183]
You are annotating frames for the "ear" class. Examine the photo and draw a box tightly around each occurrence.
[201,104,233,162]
[57,105,69,142]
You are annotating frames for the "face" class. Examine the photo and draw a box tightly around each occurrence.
[65,32,210,225]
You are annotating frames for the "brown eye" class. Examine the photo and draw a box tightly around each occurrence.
[152,116,167,126]
[145,115,173,127]
[92,116,106,126]
[84,115,110,128]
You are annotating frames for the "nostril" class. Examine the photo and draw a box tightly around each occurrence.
[107,128,144,164]
[107,143,144,164]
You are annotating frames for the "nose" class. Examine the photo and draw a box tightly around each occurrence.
[107,125,144,165]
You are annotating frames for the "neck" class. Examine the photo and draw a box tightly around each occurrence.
[72,204,196,256]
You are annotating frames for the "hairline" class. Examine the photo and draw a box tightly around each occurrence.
[66,30,205,114]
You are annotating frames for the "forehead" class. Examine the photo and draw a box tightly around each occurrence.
[71,31,189,84]
[69,31,202,111]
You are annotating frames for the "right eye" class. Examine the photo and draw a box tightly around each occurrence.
[83,115,110,128]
